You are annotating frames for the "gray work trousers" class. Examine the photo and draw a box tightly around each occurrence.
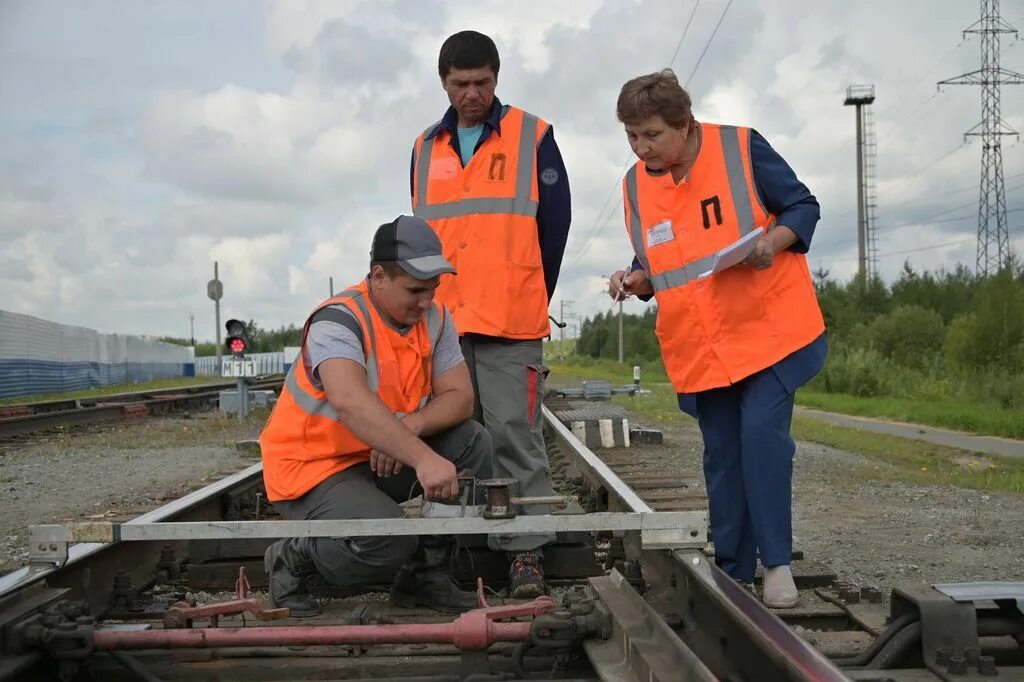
[460,336,555,553]
[272,420,493,594]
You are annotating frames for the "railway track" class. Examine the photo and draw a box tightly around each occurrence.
[0,400,1020,681]
[0,379,284,447]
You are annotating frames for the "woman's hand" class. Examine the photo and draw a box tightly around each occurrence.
[743,236,775,270]
[608,268,654,300]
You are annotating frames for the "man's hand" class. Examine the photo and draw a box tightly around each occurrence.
[416,454,459,501]
[743,236,775,270]
[369,449,403,477]
[608,268,654,300]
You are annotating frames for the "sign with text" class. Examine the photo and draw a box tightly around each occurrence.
[222,359,256,378]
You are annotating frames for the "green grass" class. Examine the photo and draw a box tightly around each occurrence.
[0,378,228,406]
[549,358,1024,440]
[549,359,1024,494]
[797,391,1024,440]
[548,358,668,385]
[793,416,1024,494]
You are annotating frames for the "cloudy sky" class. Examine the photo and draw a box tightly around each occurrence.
[2,0,1023,342]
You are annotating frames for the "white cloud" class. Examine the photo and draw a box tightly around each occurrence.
[1,0,1022,339]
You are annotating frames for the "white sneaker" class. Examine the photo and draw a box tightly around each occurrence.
[762,565,799,608]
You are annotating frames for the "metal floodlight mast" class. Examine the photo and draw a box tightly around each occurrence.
[938,0,1023,276]
[843,84,878,280]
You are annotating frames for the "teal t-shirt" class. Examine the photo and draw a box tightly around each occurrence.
[456,125,484,167]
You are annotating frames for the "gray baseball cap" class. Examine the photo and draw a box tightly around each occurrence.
[370,215,456,279]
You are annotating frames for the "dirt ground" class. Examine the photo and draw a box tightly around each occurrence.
[2,405,1021,588]
[621,411,1024,587]
[0,411,263,574]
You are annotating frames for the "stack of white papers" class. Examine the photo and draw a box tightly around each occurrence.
[697,227,765,279]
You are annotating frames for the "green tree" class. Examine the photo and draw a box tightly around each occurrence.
[945,264,1024,373]
[863,305,945,368]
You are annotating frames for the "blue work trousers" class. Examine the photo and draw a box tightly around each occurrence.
[695,367,795,583]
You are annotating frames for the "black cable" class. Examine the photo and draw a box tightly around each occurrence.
[683,0,733,88]
[563,0,720,274]
[669,0,702,67]
[830,612,917,667]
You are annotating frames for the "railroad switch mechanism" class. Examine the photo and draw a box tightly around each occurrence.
[14,587,611,681]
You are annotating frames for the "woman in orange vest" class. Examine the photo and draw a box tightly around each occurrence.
[607,70,827,609]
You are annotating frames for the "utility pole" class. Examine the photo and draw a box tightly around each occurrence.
[329,277,334,297]
[189,314,195,347]
[559,300,573,360]
[843,85,877,280]
[617,300,624,364]
[207,261,223,374]
[939,0,1023,276]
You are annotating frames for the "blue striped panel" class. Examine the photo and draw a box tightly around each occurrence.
[0,359,185,399]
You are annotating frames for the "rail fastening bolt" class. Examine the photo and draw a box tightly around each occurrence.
[947,655,967,675]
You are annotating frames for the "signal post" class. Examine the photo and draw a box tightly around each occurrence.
[223,319,254,419]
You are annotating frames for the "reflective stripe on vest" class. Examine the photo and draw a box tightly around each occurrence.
[285,299,444,421]
[626,125,761,294]
[413,112,541,220]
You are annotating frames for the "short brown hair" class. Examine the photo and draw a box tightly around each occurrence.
[616,69,693,128]
[369,261,406,278]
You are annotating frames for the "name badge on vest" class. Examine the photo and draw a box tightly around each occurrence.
[647,220,675,247]
[429,157,459,180]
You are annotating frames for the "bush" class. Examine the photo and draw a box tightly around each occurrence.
[944,269,1024,373]
[812,346,891,397]
[864,305,945,368]
[958,369,1024,410]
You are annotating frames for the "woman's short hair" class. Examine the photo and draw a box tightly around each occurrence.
[617,69,693,129]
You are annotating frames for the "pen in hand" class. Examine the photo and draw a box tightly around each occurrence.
[612,264,633,306]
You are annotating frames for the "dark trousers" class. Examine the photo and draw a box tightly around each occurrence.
[460,336,554,553]
[272,420,493,593]
[696,367,796,583]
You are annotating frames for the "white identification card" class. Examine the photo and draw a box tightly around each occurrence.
[646,220,675,247]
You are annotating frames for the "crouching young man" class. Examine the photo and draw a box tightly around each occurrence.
[260,215,494,617]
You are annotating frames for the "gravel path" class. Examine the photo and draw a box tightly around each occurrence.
[624,412,1024,587]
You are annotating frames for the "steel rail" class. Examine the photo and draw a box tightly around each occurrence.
[542,406,849,682]
[0,379,283,438]
[0,464,265,602]
[542,404,652,513]
[0,378,279,416]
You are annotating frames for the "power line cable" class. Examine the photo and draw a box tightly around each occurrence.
[563,0,733,274]
[562,0,703,274]
[683,0,733,88]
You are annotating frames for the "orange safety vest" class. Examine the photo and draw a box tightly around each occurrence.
[412,105,550,339]
[260,281,446,502]
[623,123,825,394]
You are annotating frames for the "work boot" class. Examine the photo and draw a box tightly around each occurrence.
[390,540,479,614]
[762,565,799,609]
[264,539,321,618]
[508,552,545,599]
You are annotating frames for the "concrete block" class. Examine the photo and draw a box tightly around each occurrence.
[629,427,664,445]
[219,389,276,414]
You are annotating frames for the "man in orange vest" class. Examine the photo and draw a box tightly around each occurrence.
[410,31,572,597]
[260,216,494,617]
[608,70,827,609]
